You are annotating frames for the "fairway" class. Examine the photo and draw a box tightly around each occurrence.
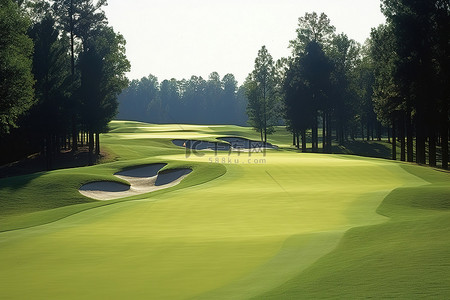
[1,121,449,299]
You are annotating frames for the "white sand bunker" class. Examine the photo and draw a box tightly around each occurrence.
[172,137,277,152]
[79,164,192,200]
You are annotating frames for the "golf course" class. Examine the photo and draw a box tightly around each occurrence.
[1,120,449,299]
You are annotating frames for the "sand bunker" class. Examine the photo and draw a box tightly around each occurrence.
[172,137,277,152]
[79,164,192,200]
[155,168,192,186]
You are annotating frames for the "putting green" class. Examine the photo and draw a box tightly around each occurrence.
[0,121,448,299]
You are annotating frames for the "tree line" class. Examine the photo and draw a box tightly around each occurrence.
[117,72,248,125]
[1,0,448,170]
[0,0,130,168]
[246,2,449,169]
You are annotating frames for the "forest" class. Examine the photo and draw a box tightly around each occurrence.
[117,73,248,125]
[276,1,448,170]
[0,0,129,167]
[1,0,449,170]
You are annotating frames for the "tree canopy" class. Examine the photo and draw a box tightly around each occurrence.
[0,0,130,167]
[246,46,280,142]
[0,0,34,135]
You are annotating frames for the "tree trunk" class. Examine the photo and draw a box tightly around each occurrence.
[400,113,406,161]
[361,121,364,141]
[406,109,414,162]
[88,131,94,166]
[327,114,332,152]
[441,102,448,170]
[69,0,77,153]
[387,126,391,143]
[392,119,397,161]
[293,133,296,146]
[45,135,52,171]
[301,129,306,152]
[366,121,370,141]
[377,123,382,141]
[312,113,318,153]
[296,133,300,149]
[95,132,100,156]
[322,112,327,153]
[429,130,436,167]
[416,111,426,164]
[71,116,77,152]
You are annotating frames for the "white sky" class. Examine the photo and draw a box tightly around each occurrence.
[103,0,386,85]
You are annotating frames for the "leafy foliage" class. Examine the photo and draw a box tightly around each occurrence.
[246,46,280,142]
[0,0,35,135]
[289,12,335,57]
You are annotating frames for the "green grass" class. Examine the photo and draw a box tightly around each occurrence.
[0,121,449,299]
[258,164,450,299]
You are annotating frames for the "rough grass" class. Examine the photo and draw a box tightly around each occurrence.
[0,121,449,299]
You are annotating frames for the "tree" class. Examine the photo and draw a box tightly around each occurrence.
[245,80,264,141]
[283,57,314,152]
[246,46,279,143]
[370,24,404,161]
[354,43,379,143]
[284,12,336,152]
[380,0,449,168]
[221,73,239,123]
[289,12,335,57]
[434,0,450,169]
[27,14,72,169]
[300,41,333,152]
[117,73,248,126]
[79,25,129,164]
[140,75,161,122]
[0,0,35,135]
[329,33,361,147]
[158,78,181,122]
[52,0,108,151]
[205,72,223,123]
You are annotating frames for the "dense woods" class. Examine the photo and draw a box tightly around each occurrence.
[281,12,377,153]
[117,72,247,125]
[246,3,449,169]
[0,0,129,167]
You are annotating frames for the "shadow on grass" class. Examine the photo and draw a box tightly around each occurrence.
[332,140,391,159]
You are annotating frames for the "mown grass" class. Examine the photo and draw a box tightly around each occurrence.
[0,120,448,299]
[258,164,450,299]
[0,157,226,232]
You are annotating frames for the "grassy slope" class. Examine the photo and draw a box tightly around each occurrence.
[0,121,448,299]
[259,164,450,299]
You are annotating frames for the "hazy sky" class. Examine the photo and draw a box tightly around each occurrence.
[103,0,386,84]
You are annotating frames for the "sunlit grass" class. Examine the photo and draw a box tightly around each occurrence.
[0,121,448,299]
